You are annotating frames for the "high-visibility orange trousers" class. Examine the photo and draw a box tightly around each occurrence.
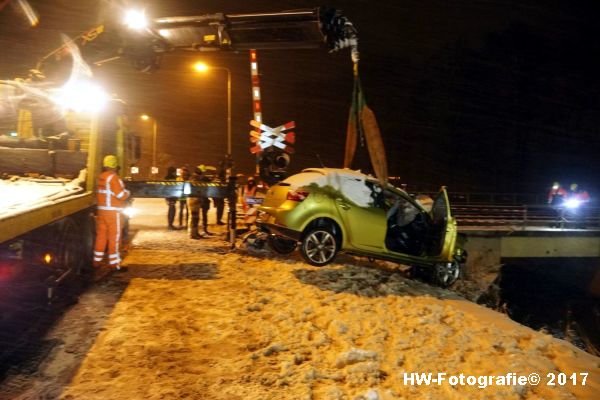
[94,210,122,269]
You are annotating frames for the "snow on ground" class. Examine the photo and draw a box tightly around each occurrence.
[10,198,600,399]
[0,173,85,220]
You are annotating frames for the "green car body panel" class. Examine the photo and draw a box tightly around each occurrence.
[257,168,461,269]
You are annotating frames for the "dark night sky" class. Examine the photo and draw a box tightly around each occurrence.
[1,0,600,194]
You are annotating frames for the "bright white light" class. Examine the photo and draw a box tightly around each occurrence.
[124,9,148,30]
[123,206,138,218]
[52,79,109,113]
[131,166,139,174]
[151,166,159,175]
[9,132,18,137]
[565,198,581,209]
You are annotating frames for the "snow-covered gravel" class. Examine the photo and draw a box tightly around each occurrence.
[3,199,599,399]
[0,174,85,220]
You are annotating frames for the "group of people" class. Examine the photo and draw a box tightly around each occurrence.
[164,166,188,230]
[547,181,591,228]
[165,164,227,239]
[91,155,232,272]
[547,181,590,206]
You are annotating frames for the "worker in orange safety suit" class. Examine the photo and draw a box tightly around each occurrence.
[241,176,258,212]
[93,155,130,271]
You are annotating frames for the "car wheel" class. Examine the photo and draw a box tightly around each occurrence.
[267,235,297,254]
[301,227,338,266]
[432,261,461,288]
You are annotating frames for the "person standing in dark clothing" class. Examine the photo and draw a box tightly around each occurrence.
[213,196,226,225]
[201,165,217,235]
[213,164,226,225]
[547,181,568,227]
[201,196,212,234]
[165,166,177,230]
[178,166,190,228]
[187,165,206,239]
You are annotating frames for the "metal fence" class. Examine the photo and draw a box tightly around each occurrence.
[447,192,548,206]
[451,204,600,228]
[406,191,599,228]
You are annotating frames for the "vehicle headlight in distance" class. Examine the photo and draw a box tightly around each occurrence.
[565,199,581,209]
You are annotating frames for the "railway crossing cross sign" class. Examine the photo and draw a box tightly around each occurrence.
[249,120,295,154]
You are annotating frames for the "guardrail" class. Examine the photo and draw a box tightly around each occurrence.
[447,192,548,205]
[414,191,595,207]
[452,204,600,228]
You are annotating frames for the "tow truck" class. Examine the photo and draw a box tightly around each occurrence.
[0,79,139,306]
[0,7,358,308]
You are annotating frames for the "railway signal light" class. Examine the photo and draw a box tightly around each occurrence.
[258,149,291,185]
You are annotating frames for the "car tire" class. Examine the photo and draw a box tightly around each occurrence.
[432,260,461,288]
[300,227,339,266]
[242,230,266,250]
[267,235,297,254]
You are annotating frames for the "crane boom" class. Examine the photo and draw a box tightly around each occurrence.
[105,7,358,72]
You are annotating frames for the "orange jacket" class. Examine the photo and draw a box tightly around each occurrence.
[96,170,130,211]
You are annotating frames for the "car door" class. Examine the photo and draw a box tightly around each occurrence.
[426,187,454,258]
[334,178,386,250]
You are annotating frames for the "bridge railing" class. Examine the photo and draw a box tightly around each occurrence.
[447,192,548,205]
[409,191,550,206]
[451,204,600,228]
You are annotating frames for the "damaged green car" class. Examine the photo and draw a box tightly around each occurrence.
[257,168,466,287]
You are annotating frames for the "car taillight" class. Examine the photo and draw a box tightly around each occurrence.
[287,189,309,202]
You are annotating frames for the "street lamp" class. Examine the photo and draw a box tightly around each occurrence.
[140,114,158,175]
[193,62,232,157]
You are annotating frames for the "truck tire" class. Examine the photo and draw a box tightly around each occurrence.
[56,218,83,275]
[78,212,96,276]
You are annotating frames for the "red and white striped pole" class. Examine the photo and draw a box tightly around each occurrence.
[250,49,262,173]
[249,49,262,124]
